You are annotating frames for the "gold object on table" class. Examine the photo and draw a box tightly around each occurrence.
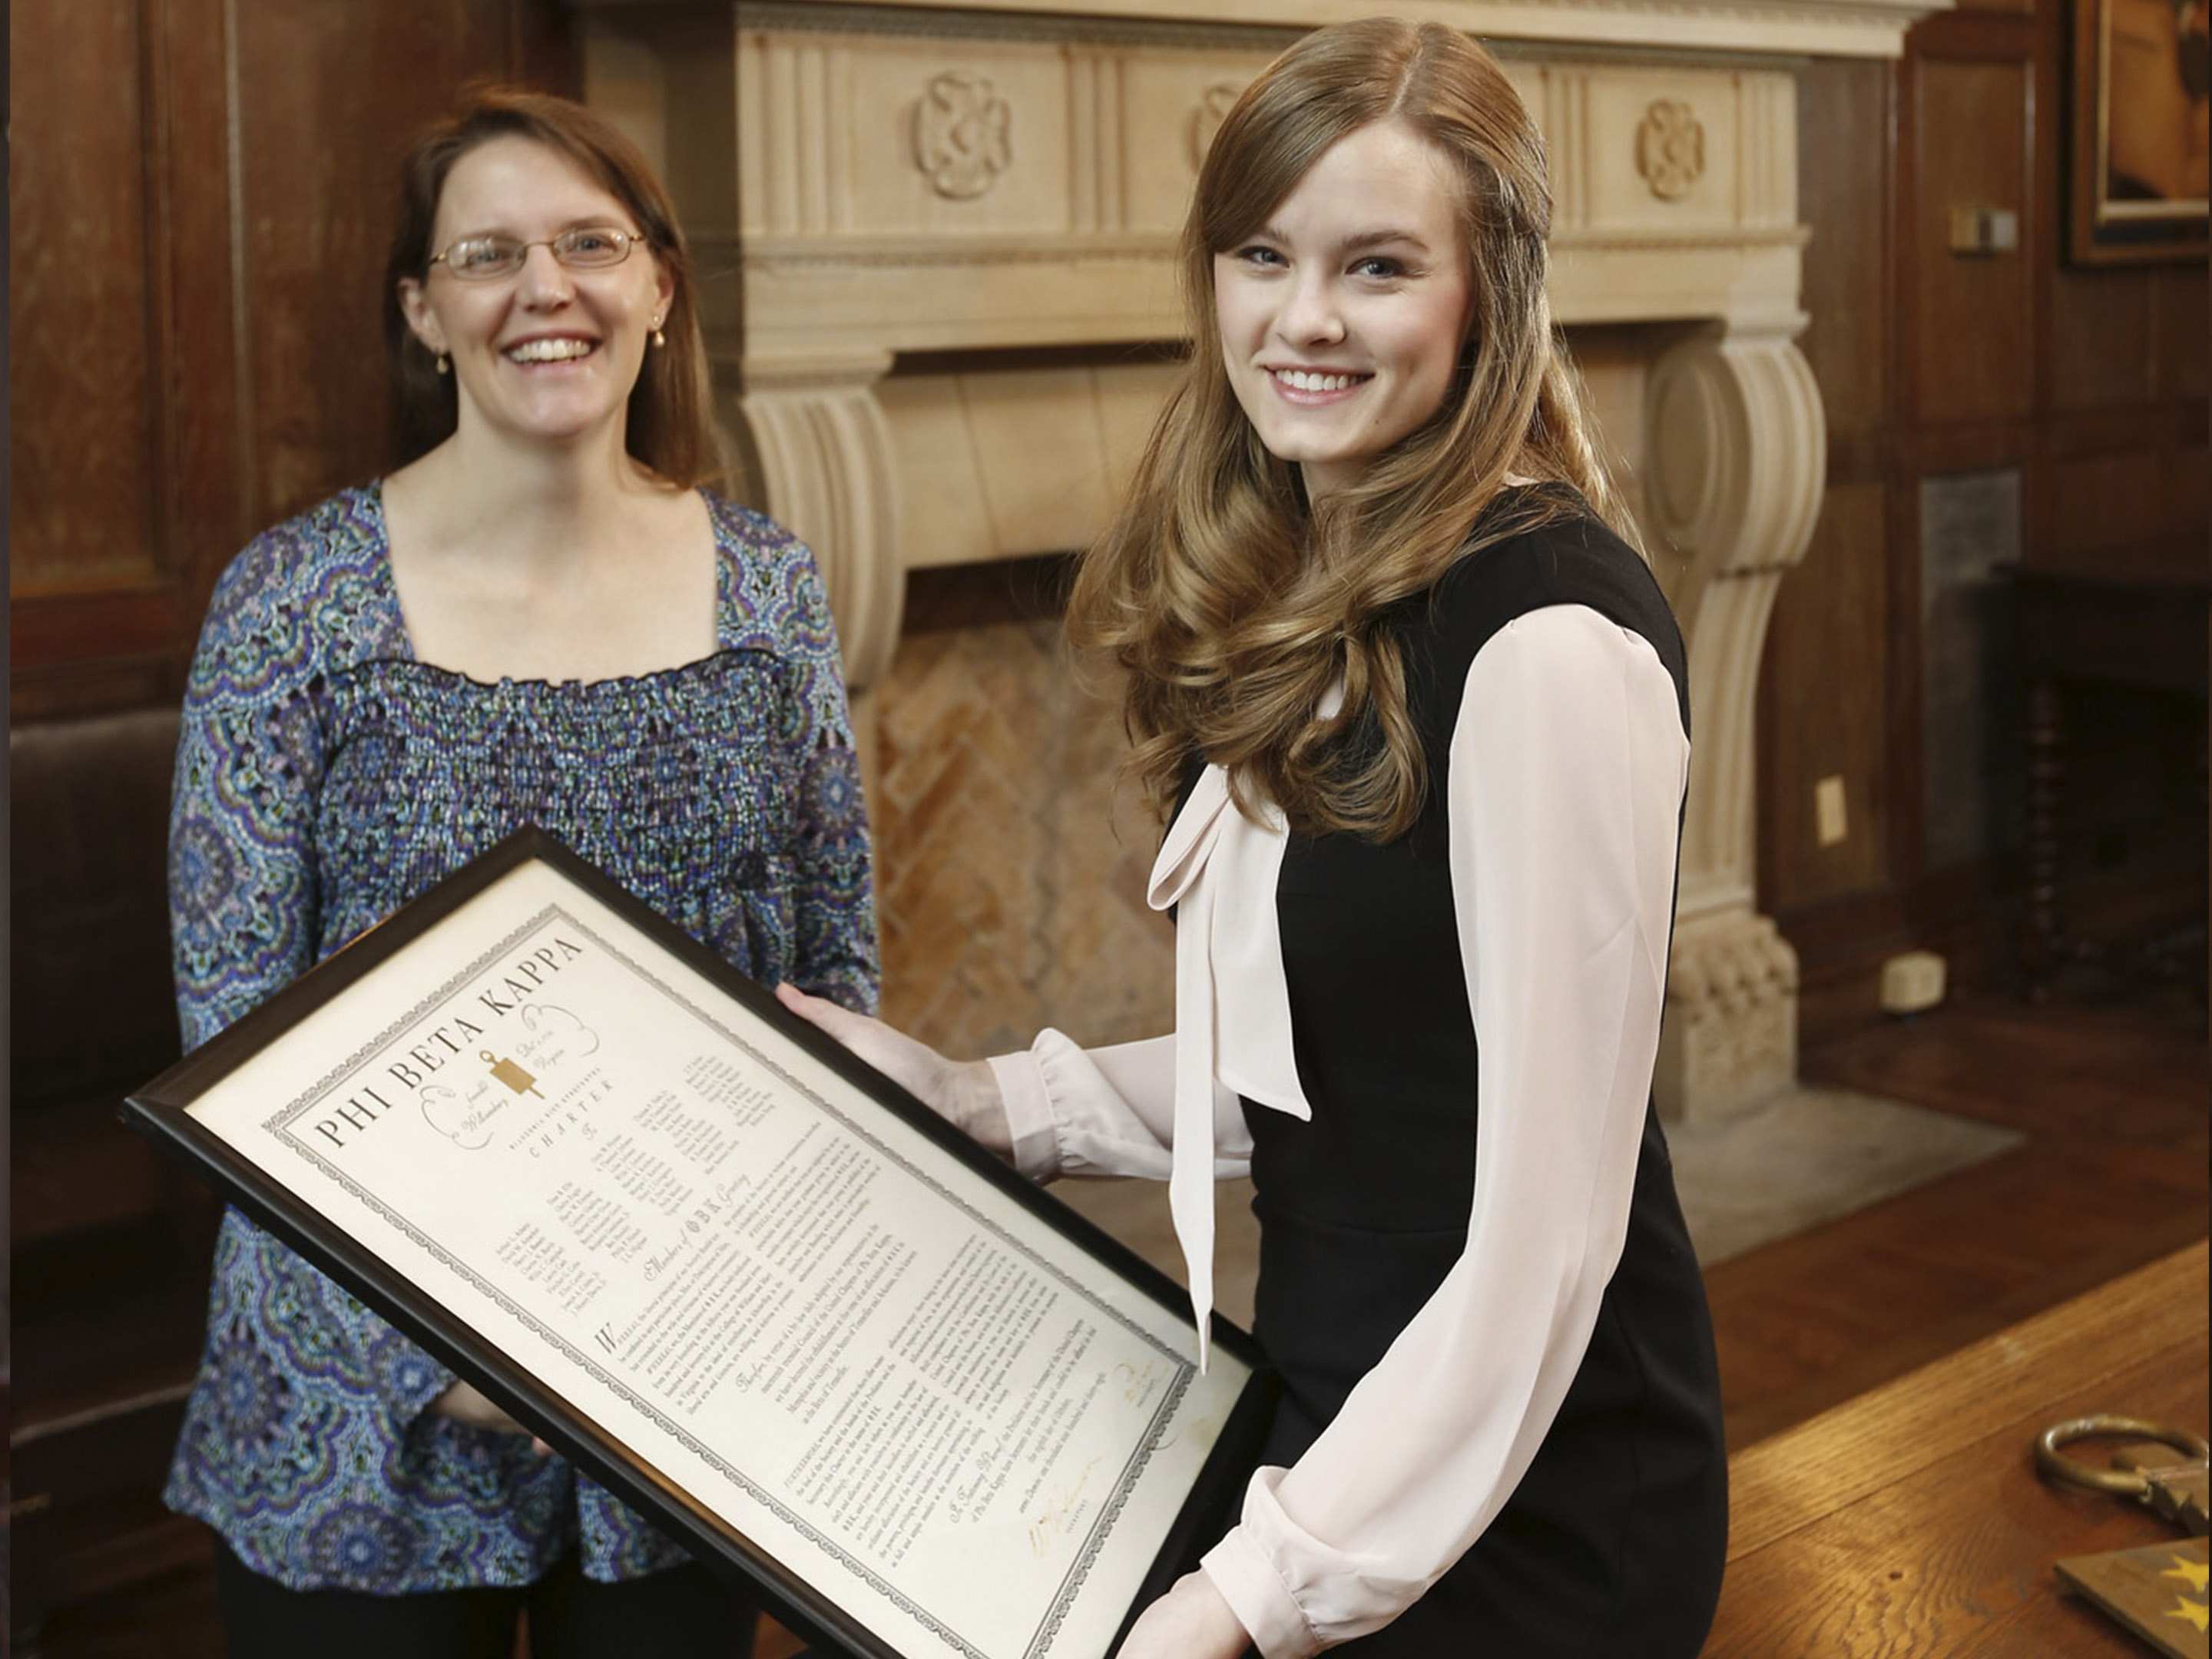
[2037,1415,2211,1535]
[2040,1415,2212,1658]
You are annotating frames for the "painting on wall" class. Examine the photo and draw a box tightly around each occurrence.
[2068,0,2210,263]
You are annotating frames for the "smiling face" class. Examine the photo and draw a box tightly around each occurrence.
[1213,118,1475,501]
[397,134,674,456]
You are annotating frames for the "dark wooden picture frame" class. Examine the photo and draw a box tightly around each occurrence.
[2068,0,2211,264]
[123,828,1272,1659]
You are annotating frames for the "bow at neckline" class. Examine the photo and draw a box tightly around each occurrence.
[1146,763,1313,1368]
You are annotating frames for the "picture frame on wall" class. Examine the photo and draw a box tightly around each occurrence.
[2068,0,2211,263]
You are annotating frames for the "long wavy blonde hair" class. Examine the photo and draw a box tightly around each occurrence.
[1065,18,1635,840]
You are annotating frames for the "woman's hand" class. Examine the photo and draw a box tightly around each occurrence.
[431,1382,553,1455]
[1115,1571,1253,1659]
[775,984,1015,1162]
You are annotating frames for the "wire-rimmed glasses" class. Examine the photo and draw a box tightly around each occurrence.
[429,227,646,282]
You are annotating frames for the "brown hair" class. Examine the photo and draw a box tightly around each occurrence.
[382,86,716,486]
[1065,18,1634,839]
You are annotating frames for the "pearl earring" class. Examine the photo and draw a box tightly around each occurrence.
[651,318,667,349]
[435,353,450,376]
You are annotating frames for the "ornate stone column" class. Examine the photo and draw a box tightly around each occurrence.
[1645,318,1827,1122]
[731,356,906,775]
[733,356,906,693]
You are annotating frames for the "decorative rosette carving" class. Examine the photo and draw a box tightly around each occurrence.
[911,71,1012,200]
[1636,98,1706,201]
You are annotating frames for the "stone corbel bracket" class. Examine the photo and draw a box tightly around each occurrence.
[1645,319,1826,1122]
[735,353,906,697]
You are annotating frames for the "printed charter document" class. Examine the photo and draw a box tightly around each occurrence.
[129,839,1257,1659]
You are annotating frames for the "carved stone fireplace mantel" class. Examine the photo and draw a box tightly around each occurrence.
[575,0,1946,1122]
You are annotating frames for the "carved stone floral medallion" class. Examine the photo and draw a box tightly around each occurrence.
[911,71,1012,200]
[1636,98,1706,201]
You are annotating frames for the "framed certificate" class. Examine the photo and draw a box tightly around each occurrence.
[124,828,1271,1659]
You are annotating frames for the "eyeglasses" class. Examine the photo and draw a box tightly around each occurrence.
[429,226,646,282]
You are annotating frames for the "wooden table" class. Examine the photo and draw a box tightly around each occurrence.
[1707,1240,2210,1657]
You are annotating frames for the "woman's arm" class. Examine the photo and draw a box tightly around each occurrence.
[773,997,1253,1187]
[170,536,328,1052]
[170,522,479,1434]
[770,534,882,1016]
[1194,606,1689,1658]
[994,1030,1252,1183]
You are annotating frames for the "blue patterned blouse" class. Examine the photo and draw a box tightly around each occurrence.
[163,483,879,1591]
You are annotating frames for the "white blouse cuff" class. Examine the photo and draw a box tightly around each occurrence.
[1203,1522,1319,1659]
[984,1044,1065,1183]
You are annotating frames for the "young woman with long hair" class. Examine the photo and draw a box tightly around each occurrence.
[783,18,1726,1655]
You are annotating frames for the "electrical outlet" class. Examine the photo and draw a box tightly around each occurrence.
[1948,204,2019,255]
[1815,775,1848,847]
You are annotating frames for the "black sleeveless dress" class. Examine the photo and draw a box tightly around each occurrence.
[1240,508,1727,1655]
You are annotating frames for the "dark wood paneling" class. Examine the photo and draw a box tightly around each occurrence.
[9,0,167,590]
[2045,448,2189,564]
[1908,55,2037,427]
[9,589,196,720]
[1796,58,1893,468]
[157,0,252,624]
[2045,399,2201,454]
[1899,417,2035,473]
[1760,63,1899,932]
[8,0,574,720]
[2049,264,2161,409]
[8,0,244,713]
[2157,264,2211,399]
[227,2,573,535]
[2166,440,2210,556]
[2038,250,2207,578]
[1763,483,1892,909]
[6,4,578,1641]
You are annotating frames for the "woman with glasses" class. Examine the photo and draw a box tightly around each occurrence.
[783,18,1725,1657]
[163,88,875,1658]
